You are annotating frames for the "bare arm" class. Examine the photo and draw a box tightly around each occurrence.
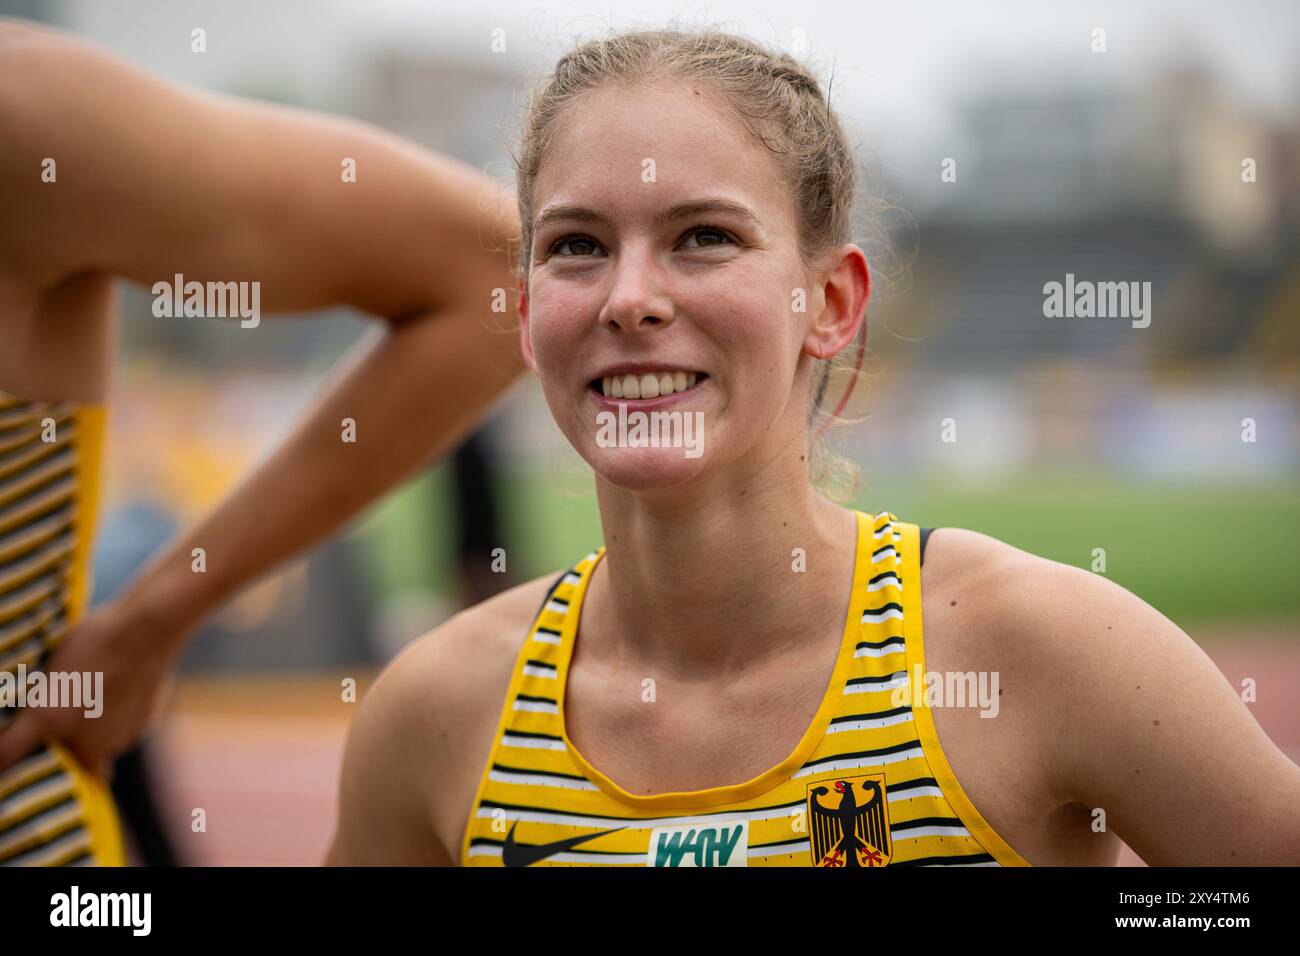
[1020,557,1300,864]
[0,19,526,772]
[326,574,553,865]
[0,17,519,314]
[326,636,454,866]
[0,19,524,602]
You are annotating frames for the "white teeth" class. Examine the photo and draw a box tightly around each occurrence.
[599,370,704,398]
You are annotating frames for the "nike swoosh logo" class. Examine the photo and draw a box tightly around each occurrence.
[501,823,627,867]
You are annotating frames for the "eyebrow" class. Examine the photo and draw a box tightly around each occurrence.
[532,198,763,236]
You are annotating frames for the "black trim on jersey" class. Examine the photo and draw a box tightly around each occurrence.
[892,816,966,832]
[844,671,909,690]
[475,794,805,823]
[530,569,571,625]
[855,635,906,651]
[919,526,934,567]
[891,852,997,867]
[861,601,903,617]
[490,762,590,783]
[470,833,629,858]
[799,739,920,771]
[827,705,913,726]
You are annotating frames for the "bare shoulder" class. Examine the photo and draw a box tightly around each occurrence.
[920,524,1188,713]
[915,528,1085,848]
[920,526,1300,864]
[920,526,1112,640]
[919,526,1047,602]
[922,524,1194,677]
[384,570,562,737]
[917,527,1080,671]
[327,570,562,865]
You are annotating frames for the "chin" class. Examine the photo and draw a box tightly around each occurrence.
[585,444,710,492]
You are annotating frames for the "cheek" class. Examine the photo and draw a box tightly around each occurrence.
[527,280,595,372]
[709,289,799,381]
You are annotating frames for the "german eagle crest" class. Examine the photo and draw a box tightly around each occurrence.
[806,773,891,867]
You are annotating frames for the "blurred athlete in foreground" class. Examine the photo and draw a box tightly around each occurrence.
[0,18,524,864]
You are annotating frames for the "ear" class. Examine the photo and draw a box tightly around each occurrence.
[802,244,870,360]
[517,274,540,376]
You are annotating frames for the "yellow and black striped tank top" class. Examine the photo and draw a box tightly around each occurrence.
[0,390,125,866]
[462,509,1030,868]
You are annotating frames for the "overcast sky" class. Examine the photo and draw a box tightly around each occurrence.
[40,0,1299,118]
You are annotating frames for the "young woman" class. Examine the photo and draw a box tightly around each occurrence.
[0,19,523,864]
[327,29,1300,867]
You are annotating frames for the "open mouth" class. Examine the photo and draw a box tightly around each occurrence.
[589,371,709,400]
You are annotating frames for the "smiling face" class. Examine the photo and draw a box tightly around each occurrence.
[519,79,850,494]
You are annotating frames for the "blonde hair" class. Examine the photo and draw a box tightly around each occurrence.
[511,27,880,501]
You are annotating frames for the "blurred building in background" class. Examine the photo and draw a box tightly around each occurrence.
[852,59,1300,484]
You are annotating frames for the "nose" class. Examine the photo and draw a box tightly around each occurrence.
[598,243,673,334]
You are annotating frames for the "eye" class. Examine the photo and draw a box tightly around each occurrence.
[545,224,738,259]
[678,225,736,250]
[547,234,605,258]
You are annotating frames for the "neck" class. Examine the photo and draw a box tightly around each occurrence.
[583,455,860,677]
